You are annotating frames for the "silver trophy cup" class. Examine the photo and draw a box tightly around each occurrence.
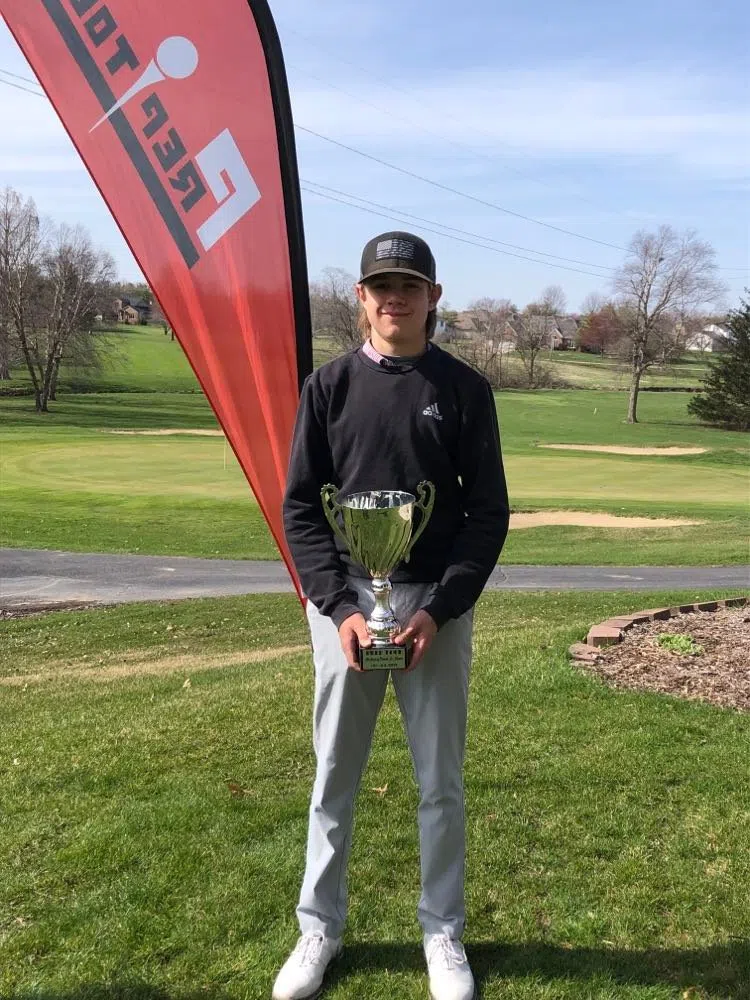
[321,482,436,669]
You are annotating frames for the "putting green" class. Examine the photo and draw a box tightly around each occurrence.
[1,437,251,500]
[2,436,747,506]
[505,454,748,505]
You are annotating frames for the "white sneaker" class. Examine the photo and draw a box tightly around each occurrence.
[424,934,476,1000]
[271,930,342,1000]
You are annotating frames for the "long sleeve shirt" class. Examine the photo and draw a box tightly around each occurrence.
[282,344,510,629]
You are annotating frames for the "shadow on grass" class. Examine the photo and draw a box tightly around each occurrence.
[4,992,233,1000]
[5,940,748,999]
[328,939,749,996]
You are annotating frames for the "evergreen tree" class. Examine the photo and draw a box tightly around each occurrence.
[688,298,750,431]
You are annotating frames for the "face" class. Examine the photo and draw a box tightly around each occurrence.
[356,273,442,353]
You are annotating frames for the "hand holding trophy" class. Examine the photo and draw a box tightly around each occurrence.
[321,482,435,669]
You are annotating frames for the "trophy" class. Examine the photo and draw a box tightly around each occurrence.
[321,482,435,670]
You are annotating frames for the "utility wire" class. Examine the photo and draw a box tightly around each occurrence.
[303,178,615,273]
[0,66,39,85]
[287,62,611,216]
[281,23,613,210]
[279,26,750,274]
[296,123,628,253]
[0,76,44,97]
[300,184,611,279]
[2,66,747,273]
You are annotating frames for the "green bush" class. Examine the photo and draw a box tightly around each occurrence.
[688,298,750,430]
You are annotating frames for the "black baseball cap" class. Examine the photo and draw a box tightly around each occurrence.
[359,231,436,284]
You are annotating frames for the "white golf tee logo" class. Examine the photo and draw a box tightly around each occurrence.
[91,35,260,253]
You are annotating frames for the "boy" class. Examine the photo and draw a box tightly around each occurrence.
[275,231,509,1000]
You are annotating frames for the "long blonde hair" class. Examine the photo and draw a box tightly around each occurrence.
[357,306,438,342]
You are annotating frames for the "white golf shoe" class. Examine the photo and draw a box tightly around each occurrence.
[424,934,476,1000]
[271,930,342,1000]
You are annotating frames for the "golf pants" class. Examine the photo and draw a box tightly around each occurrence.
[297,577,473,939]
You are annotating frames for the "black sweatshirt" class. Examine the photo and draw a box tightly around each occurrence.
[282,344,510,629]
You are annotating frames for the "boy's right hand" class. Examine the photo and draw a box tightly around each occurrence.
[338,612,372,671]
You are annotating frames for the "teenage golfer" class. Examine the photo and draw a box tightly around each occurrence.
[274,231,509,1000]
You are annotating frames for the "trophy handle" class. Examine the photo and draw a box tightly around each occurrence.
[404,480,435,562]
[321,484,349,548]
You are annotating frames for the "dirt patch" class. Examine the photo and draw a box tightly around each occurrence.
[581,607,749,712]
[540,444,708,456]
[105,429,224,436]
[0,601,103,620]
[510,512,703,529]
[0,644,309,686]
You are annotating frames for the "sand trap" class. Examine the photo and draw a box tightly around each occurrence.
[540,444,708,456]
[510,512,703,529]
[106,429,224,436]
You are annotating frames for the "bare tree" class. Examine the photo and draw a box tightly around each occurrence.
[515,286,566,387]
[539,284,567,316]
[455,297,515,387]
[580,291,607,316]
[18,223,115,410]
[0,187,46,383]
[613,225,726,422]
[437,303,460,341]
[515,311,551,387]
[310,267,360,352]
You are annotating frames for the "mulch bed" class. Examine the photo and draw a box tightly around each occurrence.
[582,607,750,712]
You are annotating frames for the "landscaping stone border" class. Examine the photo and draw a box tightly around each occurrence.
[568,596,748,663]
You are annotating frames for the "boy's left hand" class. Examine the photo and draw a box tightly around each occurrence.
[393,610,437,671]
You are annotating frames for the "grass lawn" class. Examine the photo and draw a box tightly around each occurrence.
[1,327,711,397]
[2,325,202,395]
[540,351,711,390]
[1,327,346,396]
[1,388,747,565]
[1,589,748,999]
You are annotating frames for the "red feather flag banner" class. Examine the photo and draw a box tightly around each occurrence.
[1,0,313,598]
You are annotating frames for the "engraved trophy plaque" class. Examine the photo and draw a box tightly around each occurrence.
[321,482,435,669]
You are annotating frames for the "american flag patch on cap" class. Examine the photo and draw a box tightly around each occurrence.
[376,238,416,260]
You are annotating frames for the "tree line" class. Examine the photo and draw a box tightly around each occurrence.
[0,188,178,410]
[0,187,117,411]
[312,226,747,427]
[3,185,746,428]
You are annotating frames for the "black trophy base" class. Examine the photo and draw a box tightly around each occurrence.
[359,640,411,670]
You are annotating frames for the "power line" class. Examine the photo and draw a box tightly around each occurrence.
[0,64,623,259]
[0,76,43,97]
[295,123,629,254]
[287,61,611,216]
[300,184,611,279]
[2,66,747,274]
[0,66,39,85]
[281,23,615,211]
[279,27,750,274]
[303,178,615,273]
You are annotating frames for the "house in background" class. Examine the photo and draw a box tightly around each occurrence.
[685,323,730,352]
[111,297,153,325]
[551,315,580,350]
[446,310,581,351]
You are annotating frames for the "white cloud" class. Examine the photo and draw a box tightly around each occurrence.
[289,65,750,180]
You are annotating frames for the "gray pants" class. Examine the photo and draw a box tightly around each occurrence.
[297,578,473,939]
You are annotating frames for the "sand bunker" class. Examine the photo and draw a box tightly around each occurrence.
[510,512,703,529]
[540,444,707,456]
[106,429,224,436]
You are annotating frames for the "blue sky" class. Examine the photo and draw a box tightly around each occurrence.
[1,0,748,311]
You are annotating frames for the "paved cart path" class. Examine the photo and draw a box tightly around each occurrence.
[1,549,747,608]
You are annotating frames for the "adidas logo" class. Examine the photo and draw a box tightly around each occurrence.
[422,402,443,421]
